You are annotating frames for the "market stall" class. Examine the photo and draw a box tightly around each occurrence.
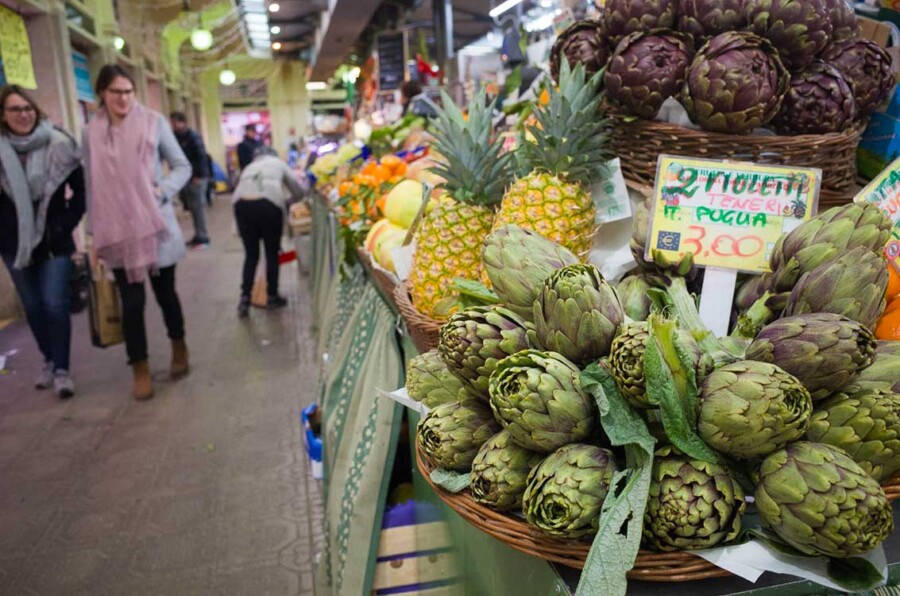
[307,2,900,594]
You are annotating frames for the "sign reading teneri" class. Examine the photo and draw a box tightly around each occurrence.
[646,156,821,273]
[854,156,900,274]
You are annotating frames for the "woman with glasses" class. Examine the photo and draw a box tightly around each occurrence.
[0,85,83,398]
[83,64,191,401]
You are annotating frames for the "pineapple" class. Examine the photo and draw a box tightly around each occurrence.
[408,90,515,319]
[493,62,610,257]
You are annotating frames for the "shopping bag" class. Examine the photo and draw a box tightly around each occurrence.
[88,263,124,348]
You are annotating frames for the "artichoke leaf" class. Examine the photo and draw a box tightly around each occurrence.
[430,468,472,493]
[577,363,656,596]
[645,315,721,463]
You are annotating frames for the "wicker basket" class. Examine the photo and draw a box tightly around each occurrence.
[609,113,864,206]
[415,444,730,581]
[882,473,900,502]
[394,280,443,353]
[355,248,399,309]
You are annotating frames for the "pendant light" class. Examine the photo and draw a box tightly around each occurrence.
[188,2,213,51]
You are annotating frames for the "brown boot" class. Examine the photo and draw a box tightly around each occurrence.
[170,338,189,379]
[132,360,154,401]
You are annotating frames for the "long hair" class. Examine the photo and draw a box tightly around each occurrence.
[0,85,46,135]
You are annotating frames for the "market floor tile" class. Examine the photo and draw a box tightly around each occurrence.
[0,199,322,594]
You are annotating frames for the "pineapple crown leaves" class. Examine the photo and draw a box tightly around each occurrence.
[520,60,611,187]
[428,88,516,207]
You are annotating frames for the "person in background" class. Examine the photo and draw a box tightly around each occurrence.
[400,80,423,115]
[231,145,304,317]
[0,85,83,398]
[287,142,300,169]
[84,64,192,401]
[170,111,211,248]
[236,124,259,170]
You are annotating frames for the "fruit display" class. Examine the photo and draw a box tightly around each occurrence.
[552,0,893,135]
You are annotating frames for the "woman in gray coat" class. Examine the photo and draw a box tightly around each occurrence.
[84,64,192,400]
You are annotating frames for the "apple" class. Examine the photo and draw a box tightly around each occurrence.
[383,179,424,228]
[364,219,398,253]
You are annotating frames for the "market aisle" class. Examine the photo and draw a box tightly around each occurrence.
[0,199,323,595]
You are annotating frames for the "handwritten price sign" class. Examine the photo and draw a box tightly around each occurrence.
[647,156,821,273]
[854,157,900,274]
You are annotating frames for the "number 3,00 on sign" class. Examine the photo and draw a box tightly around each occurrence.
[646,155,822,274]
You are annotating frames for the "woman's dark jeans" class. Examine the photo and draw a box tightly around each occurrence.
[2,253,73,371]
[113,266,185,364]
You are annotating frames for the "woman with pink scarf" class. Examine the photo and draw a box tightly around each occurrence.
[84,65,192,400]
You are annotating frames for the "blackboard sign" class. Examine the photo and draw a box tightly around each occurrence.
[378,31,406,91]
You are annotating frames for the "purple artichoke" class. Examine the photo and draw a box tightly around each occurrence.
[605,29,694,119]
[771,61,857,135]
[602,0,677,46]
[823,0,861,42]
[682,32,790,134]
[677,0,747,41]
[746,0,833,71]
[550,20,611,83]
[821,39,895,116]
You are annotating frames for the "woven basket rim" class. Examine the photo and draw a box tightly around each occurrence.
[414,443,731,580]
[394,279,445,332]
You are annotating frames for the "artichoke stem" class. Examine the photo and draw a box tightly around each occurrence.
[666,277,719,354]
[734,291,777,339]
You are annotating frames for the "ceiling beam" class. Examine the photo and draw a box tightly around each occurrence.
[310,0,381,79]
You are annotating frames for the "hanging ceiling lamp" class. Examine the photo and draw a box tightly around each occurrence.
[219,68,237,86]
[187,2,214,51]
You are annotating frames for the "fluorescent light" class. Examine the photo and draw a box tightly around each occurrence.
[244,13,268,24]
[525,9,561,32]
[270,25,281,34]
[246,23,270,32]
[488,0,524,18]
[306,81,327,90]
[268,2,280,12]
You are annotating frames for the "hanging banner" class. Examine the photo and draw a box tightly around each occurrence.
[646,155,820,273]
[72,51,94,102]
[0,5,36,89]
[854,157,900,274]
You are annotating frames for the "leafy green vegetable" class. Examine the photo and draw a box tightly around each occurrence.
[644,315,720,463]
[576,363,656,596]
[430,469,471,493]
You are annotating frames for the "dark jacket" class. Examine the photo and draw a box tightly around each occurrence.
[237,136,259,170]
[174,128,210,179]
[0,166,86,262]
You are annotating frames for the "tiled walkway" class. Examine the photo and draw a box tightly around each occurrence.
[0,199,322,595]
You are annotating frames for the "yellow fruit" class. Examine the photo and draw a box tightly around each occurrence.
[384,179,424,228]
[408,195,495,319]
[493,172,596,256]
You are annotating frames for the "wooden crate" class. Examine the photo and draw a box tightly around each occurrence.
[371,521,460,595]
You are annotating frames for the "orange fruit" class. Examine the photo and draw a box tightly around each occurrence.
[876,302,900,340]
[381,154,403,170]
[887,265,900,301]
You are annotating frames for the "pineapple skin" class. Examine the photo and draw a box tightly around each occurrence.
[493,172,596,257]
[409,195,495,319]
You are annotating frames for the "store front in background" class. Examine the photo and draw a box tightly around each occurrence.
[221,109,271,182]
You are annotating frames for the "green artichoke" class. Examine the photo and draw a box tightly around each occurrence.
[522,444,619,539]
[605,29,694,119]
[735,274,769,313]
[470,430,545,511]
[438,305,532,398]
[770,203,893,294]
[823,0,861,42]
[756,441,894,557]
[417,400,501,471]
[846,341,900,395]
[616,275,652,321]
[489,350,598,453]
[609,321,704,409]
[531,264,625,365]
[482,225,581,321]
[601,0,677,46]
[550,20,611,84]
[643,446,746,551]
[745,313,877,401]
[406,350,468,408]
[677,0,747,41]
[746,0,832,71]
[822,38,895,116]
[782,247,889,332]
[682,32,789,134]
[698,361,812,460]
[771,61,857,135]
[806,389,900,481]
